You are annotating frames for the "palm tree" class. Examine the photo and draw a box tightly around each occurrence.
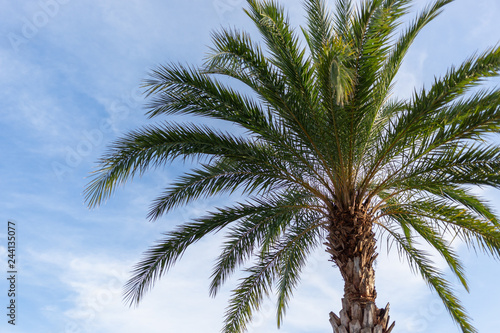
[85,0,500,332]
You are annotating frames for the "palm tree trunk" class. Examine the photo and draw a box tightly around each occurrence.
[325,206,395,333]
[329,298,394,333]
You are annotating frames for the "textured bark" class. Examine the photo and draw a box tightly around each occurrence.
[325,205,395,333]
[329,301,395,333]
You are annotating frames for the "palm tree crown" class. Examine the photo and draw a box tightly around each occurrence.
[85,0,500,332]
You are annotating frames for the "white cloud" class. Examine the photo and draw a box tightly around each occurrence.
[38,241,228,333]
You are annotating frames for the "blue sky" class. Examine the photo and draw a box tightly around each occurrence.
[1,0,500,332]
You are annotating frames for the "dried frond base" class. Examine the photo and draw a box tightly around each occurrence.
[329,300,395,333]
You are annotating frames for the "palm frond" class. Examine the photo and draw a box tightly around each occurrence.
[275,215,323,326]
[144,63,277,136]
[209,192,318,296]
[85,123,261,208]
[380,223,477,333]
[123,210,240,305]
[381,198,469,290]
[373,0,454,105]
[223,216,322,333]
[332,0,353,42]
